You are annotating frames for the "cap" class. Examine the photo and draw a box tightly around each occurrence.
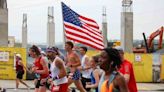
[41,51,46,55]
[114,46,123,51]
[16,53,21,58]
[38,47,42,52]
[46,47,58,53]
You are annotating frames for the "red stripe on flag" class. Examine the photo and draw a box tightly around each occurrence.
[64,23,103,42]
[66,35,104,50]
[65,29,104,47]
[79,15,98,25]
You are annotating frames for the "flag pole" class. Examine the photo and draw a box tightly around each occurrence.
[61,2,66,49]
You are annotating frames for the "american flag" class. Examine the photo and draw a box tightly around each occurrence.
[62,2,104,50]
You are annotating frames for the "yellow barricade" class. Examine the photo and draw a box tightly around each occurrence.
[87,51,153,82]
[86,50,100,57]
[124,53,153,82]
[0,47,26,80]
[161,55,164,80]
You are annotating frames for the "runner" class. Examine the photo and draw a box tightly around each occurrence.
[29,45,49,92]
[99,48,128,92]
[85,55,103,92]
[115,46,137,92]
[65,41,86,92]
[46,47,68,92]
[79,46,92,91]
[15,53,30,90]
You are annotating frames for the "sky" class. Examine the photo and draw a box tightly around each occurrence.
[7,0,164,44]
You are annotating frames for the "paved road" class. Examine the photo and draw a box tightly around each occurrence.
[0,80,164,92]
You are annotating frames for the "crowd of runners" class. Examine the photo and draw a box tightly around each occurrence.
[3,41,138,92]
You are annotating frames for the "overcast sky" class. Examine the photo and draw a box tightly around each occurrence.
[7,0,164,44]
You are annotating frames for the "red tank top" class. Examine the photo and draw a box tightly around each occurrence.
[34,56,49,79]
[16,59,24,72]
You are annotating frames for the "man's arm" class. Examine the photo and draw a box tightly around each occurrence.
[71,53,81,67]
[55,58,67,78]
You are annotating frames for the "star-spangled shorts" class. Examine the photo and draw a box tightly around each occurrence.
[72,69,81,80]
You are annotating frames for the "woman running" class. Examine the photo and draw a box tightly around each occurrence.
[29,45,49,92]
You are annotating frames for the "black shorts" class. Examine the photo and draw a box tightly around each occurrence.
[35,79,45,88]
[16,70,24,79]
[81,77,91,91]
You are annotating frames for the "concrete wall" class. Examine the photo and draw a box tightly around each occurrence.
[121,12,133,52]
[0,9,8,46]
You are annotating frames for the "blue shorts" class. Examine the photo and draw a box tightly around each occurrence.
[72,70,81,80]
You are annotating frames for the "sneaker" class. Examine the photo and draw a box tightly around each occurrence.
[1,88,6,92]
[14,88,17,91]
[2,88,6,92]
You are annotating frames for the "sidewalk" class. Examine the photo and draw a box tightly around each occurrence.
[0,80,164,92]
[137,83,164,91]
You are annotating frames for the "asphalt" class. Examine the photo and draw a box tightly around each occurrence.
[0,80,164,92]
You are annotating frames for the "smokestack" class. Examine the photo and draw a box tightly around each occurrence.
[121,0,133,52]
[102,6,108,47]
[0,0,8,46]
[22,13,28,48]
[47,6,55,47]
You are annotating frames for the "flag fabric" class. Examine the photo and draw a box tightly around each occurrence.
[62,2,104,50]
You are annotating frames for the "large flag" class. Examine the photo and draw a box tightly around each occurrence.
[62,2,104,50]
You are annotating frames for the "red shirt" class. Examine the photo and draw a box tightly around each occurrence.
[119,59,137,92]
[16,59,24,72]
[34,56,49,79]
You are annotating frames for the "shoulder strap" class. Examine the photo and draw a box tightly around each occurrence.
[108,71,118,85]
[38,56,42,63]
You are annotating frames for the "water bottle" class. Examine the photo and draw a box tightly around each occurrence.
[35,73,40,78]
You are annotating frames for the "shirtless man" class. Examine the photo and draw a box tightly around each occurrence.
[65,41,86,92]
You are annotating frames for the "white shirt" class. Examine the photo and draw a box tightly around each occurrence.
[81,55,92,78]
[50,57,68,85]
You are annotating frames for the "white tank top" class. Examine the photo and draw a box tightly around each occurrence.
[81,55,92,78]
[50,57,68,85]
